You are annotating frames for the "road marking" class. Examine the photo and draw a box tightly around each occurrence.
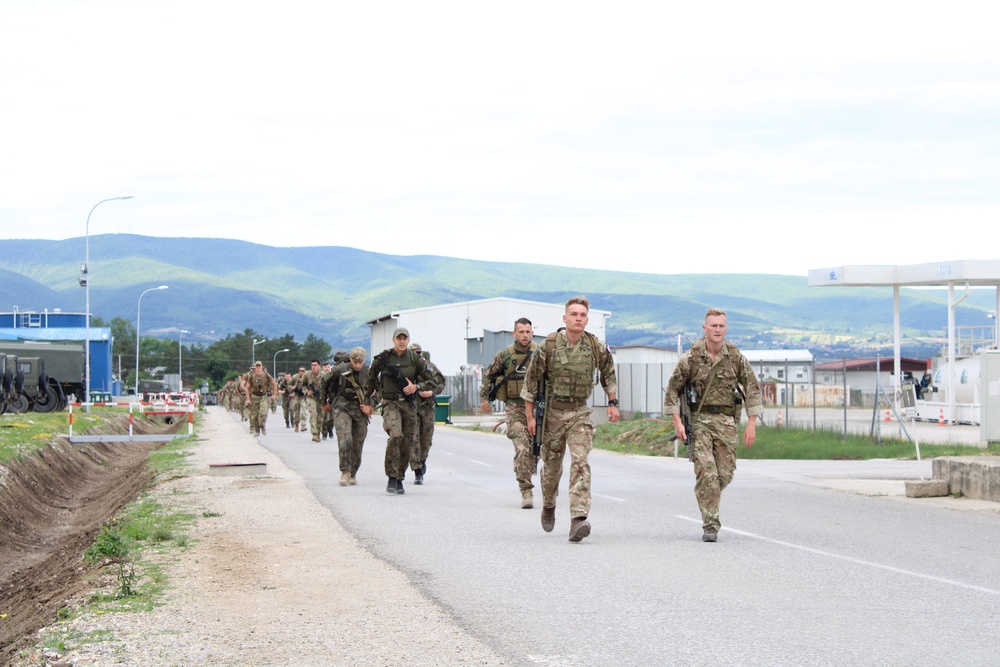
[675,515,1000,596]
[468,459,492,467]
[593,493,626,502]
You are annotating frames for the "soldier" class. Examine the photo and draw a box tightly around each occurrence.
[664,307,762,543]
[322,347,370,486]
[408,343,445,485]
[278,371,293,428]
[480,318,538,509]
[289,366,306,432]
[242,361,278,436]
[361,327,434,495]
[523,297,619,543]
[300,359,325,443]
[321,360,335,440]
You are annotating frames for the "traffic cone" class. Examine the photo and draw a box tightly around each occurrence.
[777,410,783,427]
[884,407,891,422]
[938,408,946,426]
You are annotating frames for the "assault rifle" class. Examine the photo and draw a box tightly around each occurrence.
[376,352,416,407]
[669,384,696,462]
[487,349,534,402]
[531,376,546,464]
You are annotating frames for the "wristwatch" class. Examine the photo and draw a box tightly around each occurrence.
[608,399,619,407]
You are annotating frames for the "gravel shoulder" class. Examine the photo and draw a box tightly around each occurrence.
[14,408,510,667]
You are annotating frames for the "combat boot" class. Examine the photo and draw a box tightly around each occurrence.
[339,471,350,486]
[348,475,357,486]
[386,478,397,495]
[414,465,424,485]
[395,478,405,495]
[521,489,534,509]
[569,517,591,543]
[541,505,555,532]
[702,529,718,542]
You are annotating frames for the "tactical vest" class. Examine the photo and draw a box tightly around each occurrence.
[379,349,420,399]
[546,332,600,401]
[248,372,271,396]
[495,343,534,402]
[686,339,744,407]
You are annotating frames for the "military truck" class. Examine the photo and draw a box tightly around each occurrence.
[0,341,84,406]
[16,356,67,413]
[1,353,27,414]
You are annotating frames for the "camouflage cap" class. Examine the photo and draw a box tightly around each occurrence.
[409,342,422,354]
[349,347,366,362]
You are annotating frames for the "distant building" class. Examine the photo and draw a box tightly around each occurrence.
[367,297,611,376]
[815,357,930,406]
[0,308,114,396]
[742,350,815,384]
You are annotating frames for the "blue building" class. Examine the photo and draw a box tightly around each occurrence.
[0,309,115,395]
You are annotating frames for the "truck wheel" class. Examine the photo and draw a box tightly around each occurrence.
[1,369,11,395]
[7,393,29,414]
[33,385,60,413]
[14,370,25,394]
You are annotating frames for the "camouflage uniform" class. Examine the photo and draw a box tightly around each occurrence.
[481,341,539,493]
[664,338,763,534]
[521,330,617,521]
[322,354,370,481]
[278,374,292,427]
[321,362,335,440]
[300,367,325,442]
[362,346,433,486]
[409,346,445,479]
[288,370,306,431]
[243,367,276,436]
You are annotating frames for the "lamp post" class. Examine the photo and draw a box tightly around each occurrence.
[82,195,133,409]
[178,329,190,392]
[273,348,290,378]
[252,338,267,365]
[134,285,169,396]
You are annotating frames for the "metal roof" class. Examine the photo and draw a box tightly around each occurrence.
[808,260,1000,288]
[814,358,929,372]
[0,327,111,342]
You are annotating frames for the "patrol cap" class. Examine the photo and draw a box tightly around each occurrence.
[350,347,366,362]
[409,342,422,354]
[392,327,410,339]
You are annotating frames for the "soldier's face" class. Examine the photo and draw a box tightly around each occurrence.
[253,364,264,375]
[563,305,589,334]
[514,323,533,348]
[310,362,320,373]
[350,359,364,371]
[393,334,409,354]
[703,314,728,343]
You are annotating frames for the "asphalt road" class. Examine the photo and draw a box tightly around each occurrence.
[260,416,1000,667]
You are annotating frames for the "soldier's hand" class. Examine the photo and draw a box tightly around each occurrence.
[526,415,536,437]
[418,390,434,399]
[480,400,491,415]
[608,406,620,423]
[361,404,373,417]
[742,420,756,449]
[322,404,330,413]
[402,379,418,395]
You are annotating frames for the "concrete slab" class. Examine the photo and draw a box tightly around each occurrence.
[208,462,269,476]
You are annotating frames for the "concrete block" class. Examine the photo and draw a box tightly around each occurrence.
[904,479,949,498]
[209,462,268,476]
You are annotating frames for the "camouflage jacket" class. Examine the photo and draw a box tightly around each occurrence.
[664,338,763,418]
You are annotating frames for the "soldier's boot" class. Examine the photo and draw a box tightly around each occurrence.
[386,478,397,495]
[414,464,424,485]
[569,517,591,543]
[339,471,350,487]
[702,528,718,542]
[348,474,357,486]
[395,478,405,495]
[260,426,266,435]
[541,505,556,533]
[521,489,534,509]
[294,424,299,432]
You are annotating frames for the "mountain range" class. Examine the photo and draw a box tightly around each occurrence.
[1,234,995,360]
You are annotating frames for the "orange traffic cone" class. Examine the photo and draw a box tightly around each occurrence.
[884,407,891,422]
[777,410,783,427]
[938,408,946,426]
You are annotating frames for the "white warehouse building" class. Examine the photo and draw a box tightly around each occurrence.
[367,297,612,376]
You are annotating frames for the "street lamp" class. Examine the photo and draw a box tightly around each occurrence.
[82,195,133,409]
[273,348,290,378]
[134,285,169,396]
[252,338,267,365]
[178,329,190,392]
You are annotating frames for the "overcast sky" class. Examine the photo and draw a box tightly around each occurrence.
[2,1,998,277]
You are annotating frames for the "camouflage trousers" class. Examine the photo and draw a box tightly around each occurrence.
[690,413,739,532]
[410,401,435,469]
[334,406,369,475]
[504,402,535,491]
[303,397,321,439]
[322,403,334,437]
[289,395,302,427]
[247,394,270,434]
[539,404,593,519]
[281,395,291,426]
[381,400,417,479]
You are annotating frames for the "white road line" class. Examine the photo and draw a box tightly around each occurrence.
[593,493,626,502]
[468,459,492,467]
[675,515,1000,596]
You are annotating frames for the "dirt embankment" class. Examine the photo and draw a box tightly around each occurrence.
[0,414,180,665]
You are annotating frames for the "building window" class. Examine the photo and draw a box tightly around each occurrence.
[777,370,784,379]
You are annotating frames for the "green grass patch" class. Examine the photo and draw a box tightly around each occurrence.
[594,419,1000,460]
[0,412,84,462]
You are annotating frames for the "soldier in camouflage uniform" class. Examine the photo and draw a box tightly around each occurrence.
[300,359,325,443]
[480,318,538,509]
[242,361,278,436]
[664,307,762,543]
[278,372,293,428]
[320,360,336,440]
[289,366,306,432]
[408,343,446,485]
[361,327,434,495]
[523,297,619,543]
[322,347,370,486]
